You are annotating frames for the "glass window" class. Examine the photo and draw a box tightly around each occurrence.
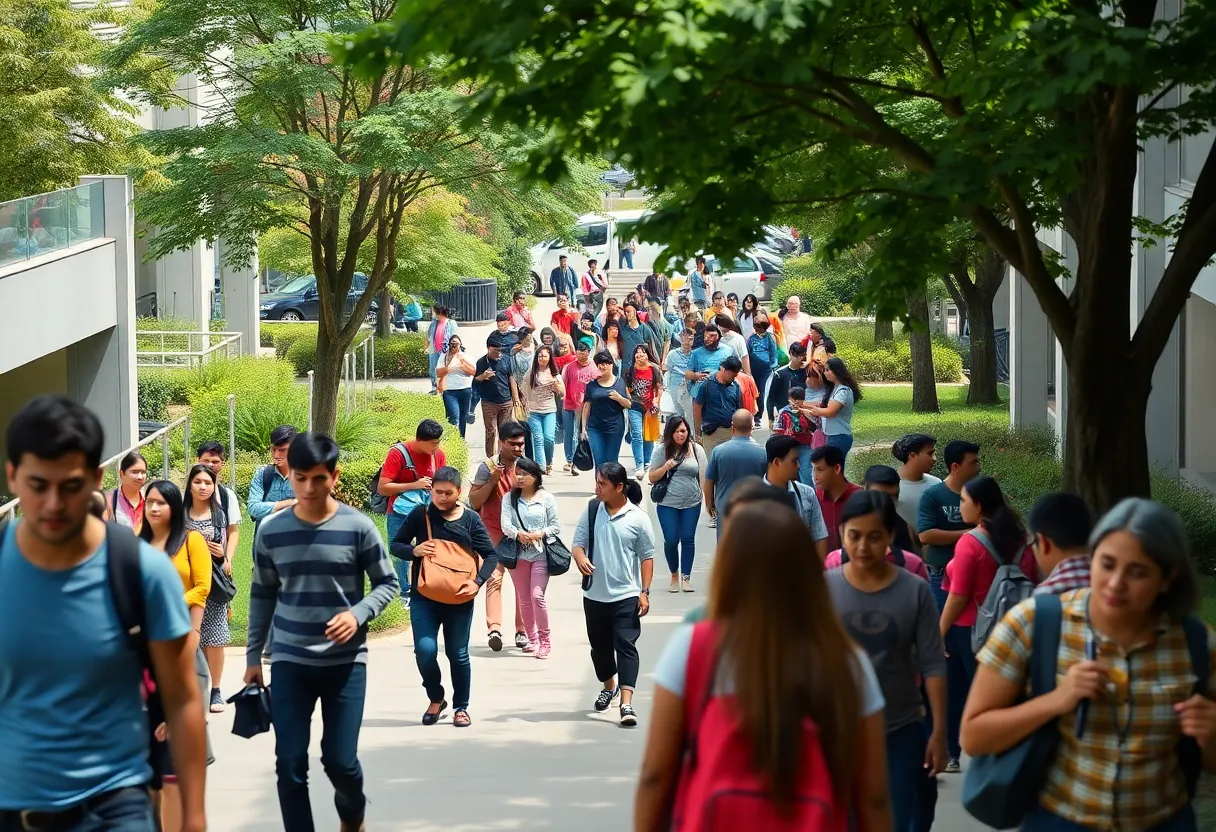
[576,223,608,247]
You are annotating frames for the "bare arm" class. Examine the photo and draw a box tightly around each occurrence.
[692,402,703,437]
[940,592,969,639]
[581,401,591,434]
[814,538,827,560]
[224,524,239,561]
[702,474,715,517]
[510,376,521,404]
[961,665,1063,757]
[149,635,207,830]
[855,711,893,832]
[806,400,843,418]
[634,687,684,831]
[919,527,968,546]
[467,467,501,511]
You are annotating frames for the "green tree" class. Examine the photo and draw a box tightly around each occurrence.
[0,0,141,202]
[345,0,1216,511]
[108,0,599,434]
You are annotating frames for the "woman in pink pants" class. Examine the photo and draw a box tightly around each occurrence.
[499,458,563,658]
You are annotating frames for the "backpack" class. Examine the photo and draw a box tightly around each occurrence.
[970,528,1036,653]
[839,546,907,569]
[581,498,599,592]
[252,465,277,530]
[672,621,848,832]
[368,443,414,514]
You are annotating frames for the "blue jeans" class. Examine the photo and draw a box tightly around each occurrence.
[1023,806,1195,831]
[886,721,935,832]
[944,624,976,761]
[825,431,853,458]
[656,504,700,575]
[443,388,471,438]
[562,409,579,463]
[386,511,411,597]
[627,409,654,471]
[587,428,624,466]
[619,249,633,269]
[0,787,157,832]
[796,443,814,487]
[410,591,475,709]
[270,661,368,830]
[528,411,557,466]
[427,352,442,389]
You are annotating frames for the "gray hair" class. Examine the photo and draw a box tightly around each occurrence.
[1090,497,1197,618]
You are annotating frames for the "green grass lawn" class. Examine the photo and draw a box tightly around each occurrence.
[226,514,407,646]
[852,383,1010,447]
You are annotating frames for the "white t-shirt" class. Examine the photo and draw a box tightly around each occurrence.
[782,311,812,345]
[721,331,748,362]
[897,474,942,533]
[218,486,242,525]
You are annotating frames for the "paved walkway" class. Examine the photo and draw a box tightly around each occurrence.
[209,297,989,829]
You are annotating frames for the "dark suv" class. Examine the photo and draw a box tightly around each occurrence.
[259,273,369,321]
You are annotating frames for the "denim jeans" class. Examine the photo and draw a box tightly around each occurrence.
[528,411,557,466]
[270,661,368,831]
[619,249,633,269]
[561,409,579,463]
[427,352,442,389]
[656,503,700,576]
[796,443,814,487]
[944,624,976,761]
[627,409,654,471]
[0,787,157,832]
[587,428,624,466]
[385,511,411,597]
[442,389,471,438]
[1022,805,1195,831]
[886,721,932,832]
[825,431,854,458]
[410,591,475,709]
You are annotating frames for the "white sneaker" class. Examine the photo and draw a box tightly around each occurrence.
[634,466,644,480]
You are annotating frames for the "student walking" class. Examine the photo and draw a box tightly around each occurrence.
[810,445,862,553]
[438,335,475,437]
[663,327,695,423]
[964,498,1216,832]
[499,458,562,658]
[195,441,241,711]
[102,450,148,531]
[573,463,655,727]
[826,490,947,832]
[245,432,399,832]
[692,354,743,458]
[648,416,706,593]
[892,434,942,535]
[515,345,565,474]
[425,305,458,394]
[746,311,779,427]
[377,419,446,606]
[624,344,662,480]
[247,424,299,528]
[475,333,516,452]
[581,350,631,467]
[391,467,498,726]
[805,356,862,459]
[183,463,233,713]
[635,498,890,832]
[918,440,981,607]
[702,409,767,535]
[1029,492,1094,595]
[0,396,205,832]
[561,340,599,474]
[763,434,829,558]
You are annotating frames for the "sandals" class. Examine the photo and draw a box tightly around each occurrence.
[682,576,694,593]
[422,699,448,726]
[453,708,472,728]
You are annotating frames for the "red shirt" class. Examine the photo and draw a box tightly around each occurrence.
[816,481,862,553]
[943,535,1038,627]
[380,441,445,515]
[553,352,577,372]
[630,365,658,408]
[475,457,516,544]
[562,359,602,411]
[551,308,579,336]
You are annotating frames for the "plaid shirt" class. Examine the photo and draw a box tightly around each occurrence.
[1034,554,1091,596]
[978,588,1216,830]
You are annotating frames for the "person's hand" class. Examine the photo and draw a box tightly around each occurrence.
[325,611,359,644]
[1176,694,1216,748]
[206,540,224,559]
[412,476,433,491]
[483,369,496,378]
[1051,660,1109,715]
[581,430,589,440]
[415,540,436,559]
[706,506,717,520]
[154,722,168,742]
[222,559,233,576]
[696,371,709,381]
[244,665,265,687]
[575,552,595,576]
[638,592,650,617]
[925,729,948,776]
[455,580,480,599]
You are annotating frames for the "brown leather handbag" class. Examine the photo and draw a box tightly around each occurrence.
[417,510,480,605]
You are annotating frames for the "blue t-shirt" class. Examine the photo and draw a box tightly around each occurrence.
[0,525,192,811]
[822,385,855,436]
[694,376,741,433]
[688,344,734,398]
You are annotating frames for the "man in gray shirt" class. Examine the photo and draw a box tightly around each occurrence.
[702,409,768,536]
[763,434,829,557]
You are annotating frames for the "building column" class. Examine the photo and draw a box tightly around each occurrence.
[78,175,137,454]
[154,242,213,330]
[1008,266,1051,430]
[218,239,261,355]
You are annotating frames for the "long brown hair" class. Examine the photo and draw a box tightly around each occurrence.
[708,502,863,807]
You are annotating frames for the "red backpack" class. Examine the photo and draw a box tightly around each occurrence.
[671,622,848,832]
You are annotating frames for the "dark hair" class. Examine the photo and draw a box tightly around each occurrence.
[183,463,225,532]
[787,386,806,402]
[529,345,554,389]
[513,290,526,301]
[270,424,298,448]
[89,491,107,519]
[822,338,837,354]
[963,475,1027,561]
[703,323,721,338]
[741,294,759,317]
[809,322,827,338]
[139,479,188,556]
[499,421,527,442]
[433,466,462,488]
[766,433,800,464]
[863,465,900,487]
[662,416,693,460]
[1028,492,1093,550]
[714,313,740,334]
[810,445,845,470]
[839,489,898,533]
[623,344,659,388]
[6,395,105,469]
[821,357,862,406]
[120,451,147,474]
[893,433,936,463]
[943,440,980,470]
[623,300,639,314]
[724,477,796,517]
[593,349,615,367]
[539,326,557,344]
[788,341,807,358]
[1090,498,1197,618]
[495,311,510,323]
[196,440,225,460]
[719,355,743,373]
[727,292,739,302]
[588,259,598,267]
[596,461,643,505]
[286,432,340,473]
[513,457,544,491]
[416,419,443,442]
[712,291,725,301]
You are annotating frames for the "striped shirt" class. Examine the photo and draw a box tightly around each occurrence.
[1034,554,1091,596]
[978,588,1216,829]
[247,505,399,667]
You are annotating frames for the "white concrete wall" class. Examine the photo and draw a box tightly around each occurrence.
[1183,295,1216,477]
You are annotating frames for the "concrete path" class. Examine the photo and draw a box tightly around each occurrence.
[208,296,990,830]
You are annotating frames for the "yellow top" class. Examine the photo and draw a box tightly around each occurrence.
[171,530,212,609]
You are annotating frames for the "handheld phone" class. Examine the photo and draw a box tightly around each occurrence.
[1076,631,1097,739]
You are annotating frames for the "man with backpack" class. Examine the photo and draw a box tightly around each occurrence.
[247,424,299,528]
[580,258,607,316]
[376,419,446,608]
[0,396,206,831]
[197,440,241,558]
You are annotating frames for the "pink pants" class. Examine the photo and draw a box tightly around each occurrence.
[508,558,551,642]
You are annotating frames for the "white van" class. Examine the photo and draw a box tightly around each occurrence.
[529,209,666,295]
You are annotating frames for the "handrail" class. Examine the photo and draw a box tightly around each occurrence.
[136,331,243,368]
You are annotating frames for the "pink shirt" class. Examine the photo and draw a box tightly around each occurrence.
[942,534,1037,627]
[562,359,602,411]
[506,304,533,329]
[824,548,929,581]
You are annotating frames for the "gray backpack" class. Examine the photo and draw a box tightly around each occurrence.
[971,527,1035,653]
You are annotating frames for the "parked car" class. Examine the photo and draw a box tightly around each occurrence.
[529,209,665,295]
[601,165,635,194]
[259,272,370,321]
[670,248,786,303]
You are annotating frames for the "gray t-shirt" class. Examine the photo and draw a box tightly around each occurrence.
[572,502,655,604]
[822,385,854,435]
[649,444,706,510]
[897,474,942,533]
[704,437,768,515]
[825,567,945,733]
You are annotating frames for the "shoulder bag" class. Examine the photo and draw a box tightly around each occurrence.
[417,508,480,605]
[542,491,573,576]
[495,492,525,569]
[650,447,688,504]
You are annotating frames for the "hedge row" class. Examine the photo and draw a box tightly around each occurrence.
[809,321,964,383]
[771,277,851,316]
[260,323,429,379]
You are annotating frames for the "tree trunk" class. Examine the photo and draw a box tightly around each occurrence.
[375,289,392,338]
[873,316,894,344]
[311,324,348,436]
[966,296,1000,405]
[904,289,939,413]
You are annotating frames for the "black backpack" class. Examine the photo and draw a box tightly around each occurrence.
[581,498,599,592]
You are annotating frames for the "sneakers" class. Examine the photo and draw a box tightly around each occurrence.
[521,640,536,654]
[708,515,717,529]
[209,688,224,714]
[669,574,680,593]
[488,630,503,652]
[594,686,620,712]
[633,466,645,480]
[682,575,694,593]
[619,703,638,727]
[514,631,529,650]
[945,758,961,774]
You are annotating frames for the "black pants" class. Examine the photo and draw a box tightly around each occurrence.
[583,597,641,690]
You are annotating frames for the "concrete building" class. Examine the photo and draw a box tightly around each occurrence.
[0,176,139,486]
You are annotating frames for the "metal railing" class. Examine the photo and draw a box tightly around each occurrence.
[136,331,243,368]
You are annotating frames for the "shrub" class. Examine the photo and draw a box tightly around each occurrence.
[187,358,301,454]
[285,330,425,379]
[137,371,177,422]
[771,277,847,316]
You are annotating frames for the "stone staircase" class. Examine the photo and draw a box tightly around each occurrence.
[605,268,650,296]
